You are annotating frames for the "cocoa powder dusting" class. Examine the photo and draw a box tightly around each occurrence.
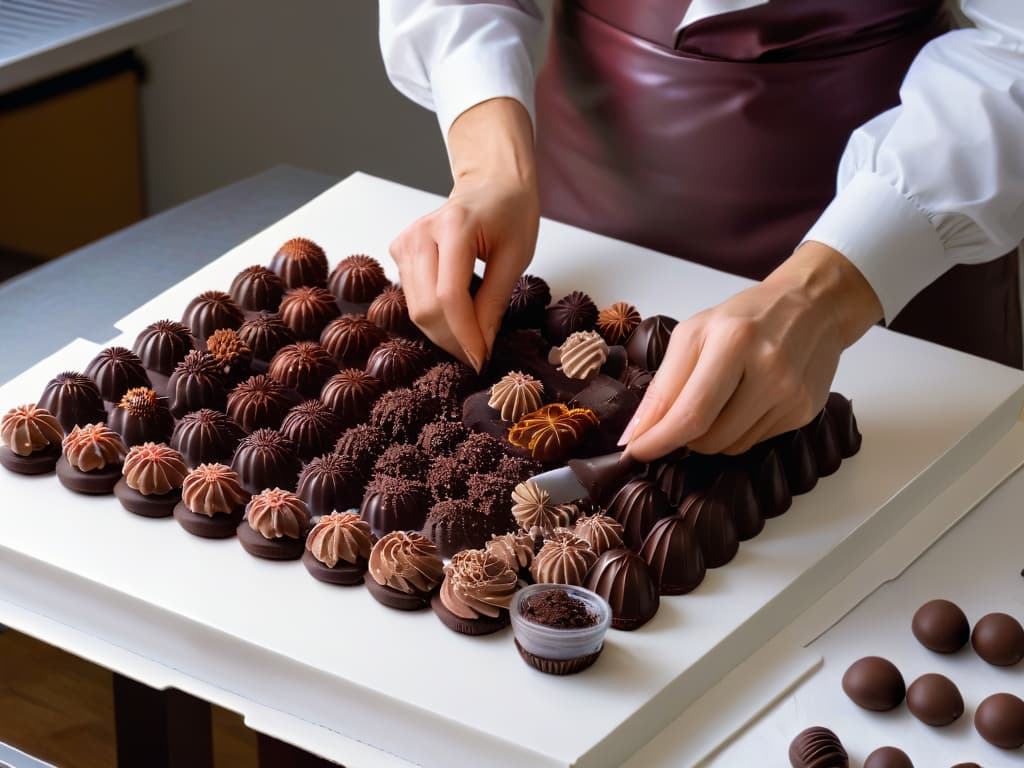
[523,589,598,629]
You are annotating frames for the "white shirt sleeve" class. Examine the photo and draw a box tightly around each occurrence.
[803,0,1024,322]
[378,0,545,141]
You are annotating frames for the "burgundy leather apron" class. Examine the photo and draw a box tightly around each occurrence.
[535,0,1022,367]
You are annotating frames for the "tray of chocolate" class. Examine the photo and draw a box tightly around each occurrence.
[1,174,1023,768]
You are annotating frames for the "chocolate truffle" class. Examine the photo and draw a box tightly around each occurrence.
[38,372,106,433]
[426,457,469,505]
[280,399,342,461]
[597,302,641,345]
[303,511,376,585]
[544,291,598,345]
[56,423,127,494]
[231,428,301,495]
[0,404,64,475]
[788,727,848,768]
[466,473,518,531]
[413,362,477,420]
[230,265,284,312]
[109,387,174,447]
[747,445,792,518]
[227,374,291,432]
[640,515,706,595]
[423,499,491,557]
[434,549,517,635]
[906,673,964,727]
[180,290,244,342]
[361,475,432,538]
[511,479,573,535]
[841,657,906,712]
[454,432,507,472]
[238,488,310,560]
[574,514,625,557]
[778,427,818,495]
[279,286,341,339]
[269,237,328,289]
[114,442,188,518]
[320,314,388,368]
[531,529,597,586]
[365,531,445,610]
[370,387,439,443]
[488,371,544,424]
[174,462,248,538]
[170,409,244,468]
[812,408,842,477]
[367,284,413,335]
[334,424,387,480]
[975,692,1024,749]
[826,392,862,458]
[320,369,381,427]
[237,311,296,366]
[508,403,599,464]
[625,315,677,371]
[328,253,389,305]
[268,341,338,398]
[373,443,428,482]
[504,274,551,330]
[166,350,227,418]
[417,419,469,457]
[971,612,1024,666]
[133,319,193,377]
[912,599,970,654]
[713,467,763,541]
[297,452,363,518]
[863,748,913,768]
[679,490,739,569]
[205,328,252,385]
[85,347,151,405]
[584,547,659,631]
[605,479,670,551]
[620,364,653,394]
[365,338,429,389]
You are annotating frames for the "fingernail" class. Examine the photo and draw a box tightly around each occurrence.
[617,398,650,446]
[465,349,483,374]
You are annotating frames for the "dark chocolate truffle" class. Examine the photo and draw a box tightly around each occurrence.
[320,369,381,428]
[426,454,470,502]
[417,419,469,457]
[85,347,151,404]
[712,467,763,541]
[166,350,227,418]
[863,747,913,768]
[370,387,439,443]
[269,237,328,289]
[373,443,428,482]
[367,284,412,335]
[504,274,551,330]
[38,371,106,433]
[365,338,430,389]
[231,428,301,495]
[280,399,343,461]
[912,599,970,654]
[679,490,739,568]
[268,341,338,398]
[334,424,387,481]
[466,473,518,532]
[625,315,677,371]
[975,692,1024,749]
[133,319,193,376]
[584,547,659,631]
[361,475,432,539]
[788,727,848,768]
[296,452,363,518]
[647,451,712,507]
[170,409,244,468]
[778,427,818,495]
[812,408,842,477]
[906,673,964,727]
[640,515,705,595]
[413,362,477,420]
[747,445,792,518]
[279,286,341,339]
[181,290,244,342]
[597,302,641,346]
[227,374,291,432]
[826,392,862,458]
[971,612,1024,666]
[328,253,389,304]
[320,314,388,368]
[544,291,599,345]
[454,432,508,473]
[237,311,296,364]
[422,498,490,557]
[841,657,906,712]
[108,388,174,447]
[620,364,653,394]
[230,265,284,312]
[605,479,670,551]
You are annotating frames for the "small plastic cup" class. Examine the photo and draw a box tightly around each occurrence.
[511,583,611,675]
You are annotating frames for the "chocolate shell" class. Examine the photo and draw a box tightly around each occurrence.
[334,424,387,481]
[370,387,440,443]
[367,285,412,335]
[422,499,490,557]
[597,302,641,345]
[812,408,842,477]
[971,612,1024,666]
[328,254,389,304]
[237,311,296,364]
[571,374,640,455]
[296,452,363,518]
[679,490,738,568]
[279,286,341,339]
[320,369,381,428]
[133,320,193,376]
[625,315,677,371]
[361,475,432,538]
[231,428,302,495]
[605,479,670,551]
[181,290,244,342]
[746,445,792,518]
[543,291,599,345]
[365,338,430,389]
[227,374,291,432]
[911,599,970,654]
[788,727,848,768]
[906,673,963,726]
[230,265,284,312]
[166,350,227,418]
[584,547,659,631]
[712,467,763,541]
[826,392,862,458]
[863,748,912,768]
[777,427,818,495]
[504,274,551,330]
[108,388,174,447]
[320,314,388,369]
[975,692,1024,749]
[842,657,906,712]
[269,237,328,289]
[170,409,244,468]
[567,451,638,506]
[268,341,338,398]
[640,515,706,595]
[38,372,107,433]
[647,451,716,507]
[280,399,343,461]
[85,347,151,404]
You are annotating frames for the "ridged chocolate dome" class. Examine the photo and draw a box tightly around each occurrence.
[619,364,653,393]
[422,498,489,557]
[573,513,625,556]
[605,479,670,551]
[133,320,193,375]
[320,314,388,369]
[230,265,284,312]
[237,312,296,363]
[788,727,849,768]
[166,350,227,419]
[367,285,412,335]
[280,399,343,461]
[504,274,551,330]
[296,452,363,518]
[647,451,717,507]
[625,315,677,371]
[826,392,862,458]
[328,254,389,303]
[231,428,301,495]
[269,237,328,289]
[712,467,763,541]
[365,338,430,389]
[85,347,151,403]
[227,374,291,432]
[170,409,245,468]
[679,490,738,568]
[640,515,706,595]
[361,475,432,539]
[370,387,441,443]
[268,341,338,398]
[181,290,244,342]
[584,547,659,631]
[812,408,842,477]
[747,445,791,518]
[108,387,175,447]
[778,427,818,495]
[38,371,107,433]
[334,424,387,481]
[279,286,341,339]
[320,369,381,428]
[597,302,642,345]
[543,291,598,345]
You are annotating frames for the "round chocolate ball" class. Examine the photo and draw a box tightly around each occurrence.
[841,657,906,712]
[864,747,913,768]
[971,612,1024,667]
[975,692,1024,749]
[906,673,964,727]
[912,599,970,654]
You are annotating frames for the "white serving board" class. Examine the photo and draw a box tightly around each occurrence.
[2,172,1024,768]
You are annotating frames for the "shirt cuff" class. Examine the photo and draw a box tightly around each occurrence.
[801,172,949,323]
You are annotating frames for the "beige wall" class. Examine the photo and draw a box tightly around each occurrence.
[137,1,451,213]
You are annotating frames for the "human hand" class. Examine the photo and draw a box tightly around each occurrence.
[620,242,883,462]
[389,98,539,371]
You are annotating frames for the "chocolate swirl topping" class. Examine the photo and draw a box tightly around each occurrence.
[206,329,252,373]
[573,513,625,556]
[368,531,444,594]
[440,549,517,620]
[488,371,543,423]
[1,404,63,456]
[62,423,127,472]
[531,528,597,586]
[510,479,573,534]
[551,330,608,380]
[485,531,535,573]
[507,403,599,464]
[122,442,188,496]
[246,488,309,539]
[306,511,375,568]
[181,463,248,516]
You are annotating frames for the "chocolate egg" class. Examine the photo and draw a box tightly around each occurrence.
[974,692,1024,749]
[971,612,1024,667]
[911,599,970,654]
[906,673,963,727]
[841,657,905,712]
[788,726,848,768]
[864,747,913,768]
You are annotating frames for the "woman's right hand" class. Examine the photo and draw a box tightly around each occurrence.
[389,97,540,372]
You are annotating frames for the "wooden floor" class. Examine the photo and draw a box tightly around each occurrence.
[0,627,259,768]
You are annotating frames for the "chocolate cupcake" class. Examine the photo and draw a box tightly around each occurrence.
[679,490,739,568]
[597,302,641,345]
[413,362,477,420]
[365,531,444,610]
[320,369,381,427]
[85,347,151,406]
[38,371,106,434]
[268,341,338,398]
[0,404,64,474]
[486,531,536,581]
[360,475,431,538]
[640,515,706,595]
[230,265,284,312]
[320,314,388,369]
[370,387,440,443]
[511,479,573,536]
[166,350,227,418]
[605,479,670,551]
[512,584,611,675]
[328,254,389,309]
[373,443,428,482]
[487,371,544,424]
[170,409,244,468]
[132,320,193,389]
[826,392,862,458]
[181,290,244,343]
[296,452,363,518]
[279,286,341,339]
[238,488,310,560]
[237,311,296,369]
[423,499,490,557]
[227,374,292,433]
[433,549,518,635]
[269,237,328,289]
[365,337,430,389]
[625,315,677,371]
[231,428,301,495]
[746,445,792,518]
[531,529,597,586]
[544,291,599,345]
[573,513,625,557]
[507,403,599,464]
[367,284,412,335]
[109,387,174,447]
[334,424,387,481]
[114,443,188,518]
[56,423,127,494]
[712,467,763,541]
[280,399,342,461]
[205,328,253,386]
[504,274,551,330]
[416,419,469,457]
[583,547,660,631]
[173,462,249,538]
[302,511,376,585]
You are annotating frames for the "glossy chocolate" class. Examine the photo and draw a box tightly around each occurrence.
[624,315,677,371]
[133,319,193,376]
[230,428,301,495]
[230,265,284,312]
[504,274,551,330]
[361,475,432,539]
[422,498,490,557]
[841,657,906,712]
[268,341,338,398]
[320,369,381,428]
[367,284,413,335]
[912,599,970,654]
[568,451,638,505]
[296,452,363,518]
[543,291,598,345]
[712,467,763,541]
[584,547,659,631]
[85,347,151,404]
[788,727,848,768]
[37,372,106,433]
[812,408,842,477]
[826,392,862,458]
[975,692,1024,749]
[237,311,295,365]
[863,747,913,768]
[108,388,174,447]
[328,254,388,303]
[280,399,343,461]
[181,290,244,342]
[279,286,340,339]
[170,409,244,468]
[971,612,1024,667]
[679,490,739,568]
[778,427,818,495]
[166,350,227,418]
[906,673,964,727]
[747,445,792,518]
[365,337,430,389]
[640,515,705,595]
[320,314,388,369]
[227,374,291,432]
[269,237,328,289]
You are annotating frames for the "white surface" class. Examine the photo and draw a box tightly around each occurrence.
[2,173,1024,767]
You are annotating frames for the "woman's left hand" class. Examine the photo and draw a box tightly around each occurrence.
[620,241,884,462]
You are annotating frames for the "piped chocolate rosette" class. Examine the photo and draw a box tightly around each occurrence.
[56,422,128,495]
[302,511,376,585]
[0,404,64,475]
[485,530,535,583]
[173,463,249,538]
[237,487,310,560]
[510,479,574,537]
[507,403,598,465]
[549,330,608,381]
[530,528,597,587]
[365,530,444,611]
[432,548,518,636]
[114,442,188,518]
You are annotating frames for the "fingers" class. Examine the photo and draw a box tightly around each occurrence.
[687,375,768,455]
[719,405,784,456]
[437,230,487,371]
[473,245,527,358]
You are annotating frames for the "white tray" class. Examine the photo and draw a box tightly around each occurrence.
[1,173,1023,768]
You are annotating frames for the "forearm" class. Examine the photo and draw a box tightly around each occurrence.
[448,98,538,190]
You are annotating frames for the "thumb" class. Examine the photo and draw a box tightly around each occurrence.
[473,248,525,357]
